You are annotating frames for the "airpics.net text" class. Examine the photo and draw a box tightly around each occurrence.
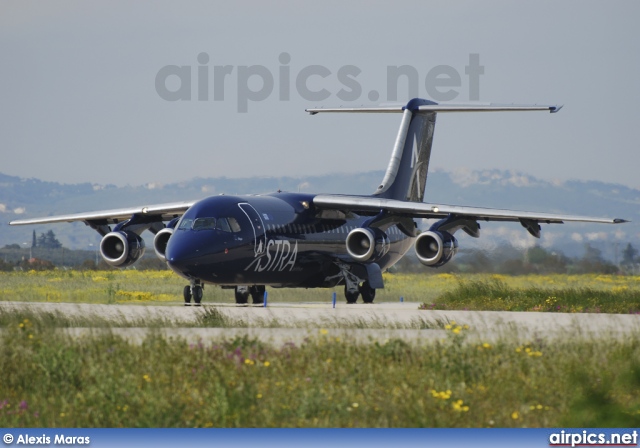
[155,53,484,112]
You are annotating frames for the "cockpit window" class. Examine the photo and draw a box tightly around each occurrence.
[178,218,194,230]
[228,217,241,232]
[216,217,242,233]
[216,218,231,232]
[192,217,216,231]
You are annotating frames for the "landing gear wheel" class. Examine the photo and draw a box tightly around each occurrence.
[192,285,203,306]
[183,285,192,306]
[345,285,359,304]
[250,285,265,304]
[235,286,249,304]
[360,281,376,304]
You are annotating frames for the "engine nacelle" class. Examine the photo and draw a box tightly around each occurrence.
[414,230,458,267]
[153,227,174,262]
[100,231,146,267]
[346,227,390,262]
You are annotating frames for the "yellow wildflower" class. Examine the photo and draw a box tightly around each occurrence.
[452,399,469,412]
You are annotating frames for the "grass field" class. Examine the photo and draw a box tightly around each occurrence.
[0,311,639,427]
[1,271,639,427]
[1,270,640,313]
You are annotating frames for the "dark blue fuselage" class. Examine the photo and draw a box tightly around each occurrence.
[165,192,414,288]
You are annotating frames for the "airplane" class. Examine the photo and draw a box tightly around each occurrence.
[10,98,628,306]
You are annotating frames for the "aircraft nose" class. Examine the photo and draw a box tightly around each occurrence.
[165,234,202,274]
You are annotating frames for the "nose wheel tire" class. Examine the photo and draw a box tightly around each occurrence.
[192,285,203,306]
[183,285,192,306]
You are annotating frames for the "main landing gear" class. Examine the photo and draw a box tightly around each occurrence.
[326,262,378,304]
[184,280,203,306]
[235,285,265,305]
[344,281,376,304]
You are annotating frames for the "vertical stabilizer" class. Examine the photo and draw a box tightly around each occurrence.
[373,98,437,202]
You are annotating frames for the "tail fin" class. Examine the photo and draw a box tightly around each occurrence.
[306,98,561,203]
[374,98,436,202]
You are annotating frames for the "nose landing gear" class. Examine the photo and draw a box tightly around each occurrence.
[184,281,203,306]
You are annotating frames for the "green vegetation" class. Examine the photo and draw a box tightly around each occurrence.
[420,277,640,314]
[2,271,640,312]
[0,313,638,427]
[1,274,639,427]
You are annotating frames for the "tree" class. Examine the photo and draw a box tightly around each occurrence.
[575,243,618,274]
[32,230,36,248]
[45,230,62,249]
[622,243,638,266]
[37,230,62,249]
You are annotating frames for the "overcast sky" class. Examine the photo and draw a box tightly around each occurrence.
[1,1,639,190]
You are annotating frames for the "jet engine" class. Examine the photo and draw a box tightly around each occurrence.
[153,227,174,262]
[346,227,390,262]
[100,231,146,267]
[414,230,458,267]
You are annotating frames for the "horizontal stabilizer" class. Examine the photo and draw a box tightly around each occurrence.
[306,103,562,115]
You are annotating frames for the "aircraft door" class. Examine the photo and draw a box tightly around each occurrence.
[238,203,267,257]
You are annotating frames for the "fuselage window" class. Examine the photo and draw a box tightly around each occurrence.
[193,217,216,231]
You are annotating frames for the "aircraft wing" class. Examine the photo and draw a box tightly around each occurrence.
[9,201,195,226]
[312,194,627,225]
